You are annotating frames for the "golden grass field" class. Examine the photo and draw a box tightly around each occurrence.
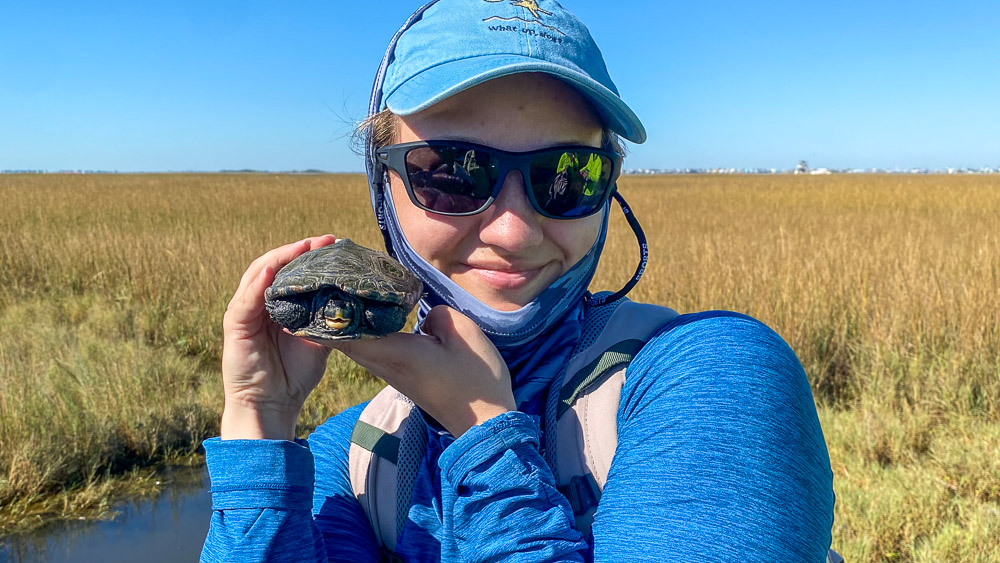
[1,173,998,561]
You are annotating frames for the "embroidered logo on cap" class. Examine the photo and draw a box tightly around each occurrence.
[486,0,552,19]
[482,0,565,39]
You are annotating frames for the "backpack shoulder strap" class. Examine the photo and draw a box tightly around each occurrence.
[556,300,848,562]
[561,296,679,395]
[555,296,679,443]
[348,385,426,554]
[550,296,678,533]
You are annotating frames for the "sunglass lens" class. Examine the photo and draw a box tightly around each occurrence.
[404,147,498,214]
[530,151,614,217]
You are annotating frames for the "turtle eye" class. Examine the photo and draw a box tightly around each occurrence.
[323,299,354,332]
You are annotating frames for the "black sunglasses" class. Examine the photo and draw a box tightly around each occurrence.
[374,140,622,220]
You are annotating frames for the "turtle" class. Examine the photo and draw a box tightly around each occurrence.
[263,238,423,341]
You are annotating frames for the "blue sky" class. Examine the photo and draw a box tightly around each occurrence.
[2,1,998,172]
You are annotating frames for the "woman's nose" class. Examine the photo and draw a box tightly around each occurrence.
[477,170,544,252]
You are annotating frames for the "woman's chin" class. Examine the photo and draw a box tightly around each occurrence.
[482,295,531,312]
[463,286,536,312]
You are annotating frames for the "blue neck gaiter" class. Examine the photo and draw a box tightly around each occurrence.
[380,185,606,349]
[378,185,605,408]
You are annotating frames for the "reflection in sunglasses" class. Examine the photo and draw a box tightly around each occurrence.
[461,151,491,189]
[387,142,618,218]
[582,154,603,196]
[412,185,485,213]
[543,170,573,215]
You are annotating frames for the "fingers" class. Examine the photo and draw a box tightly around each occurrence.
[333,307,477,359]
[332,305,467,360]
[226,235,338,332]
[330,330,431,363]
[419,305,455,336]
[331,307,484,376]
[236,235,337,295]
[329,306,513,437]
[235,239,304,297]
[307,234,339,249]
[243,264,276,320]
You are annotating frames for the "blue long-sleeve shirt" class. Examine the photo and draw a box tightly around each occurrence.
[201,311,835,562]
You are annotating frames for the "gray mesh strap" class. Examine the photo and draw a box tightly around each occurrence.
[543,293,625,479]
[379,546,407,563]
[543,365,564,477]
[557,474,601,515]
[394,409,427,542]
[557,339,645,419]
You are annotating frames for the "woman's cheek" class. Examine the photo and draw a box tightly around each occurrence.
[391,196,470,271]
[550,213,603,269]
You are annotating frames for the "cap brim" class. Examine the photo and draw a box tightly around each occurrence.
[383,55,646,144]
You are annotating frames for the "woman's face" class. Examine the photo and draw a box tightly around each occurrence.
[387,73,605,311]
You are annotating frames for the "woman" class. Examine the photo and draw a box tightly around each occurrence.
[202,1,836,561]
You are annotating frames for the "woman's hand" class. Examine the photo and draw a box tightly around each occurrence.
[220,235,339,441]
[332,306,516,438]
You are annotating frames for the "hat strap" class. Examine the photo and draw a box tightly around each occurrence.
[587,190,648,307]
[367,0,443,259]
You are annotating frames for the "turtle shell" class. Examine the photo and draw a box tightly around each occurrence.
[266,239,422,311]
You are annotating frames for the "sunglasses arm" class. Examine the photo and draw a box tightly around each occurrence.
[369,156,399,259]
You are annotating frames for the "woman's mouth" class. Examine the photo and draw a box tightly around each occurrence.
[465,264,547,291]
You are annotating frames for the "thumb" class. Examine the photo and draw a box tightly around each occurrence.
[420,306,478,343]
[420,306,503,372]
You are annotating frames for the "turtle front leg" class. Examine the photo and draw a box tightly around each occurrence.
[363,304,408,337]
[265,296,311,330]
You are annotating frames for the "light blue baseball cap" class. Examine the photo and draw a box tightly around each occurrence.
[380,0,646,144]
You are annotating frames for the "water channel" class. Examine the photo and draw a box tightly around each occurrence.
[0,465,211,563]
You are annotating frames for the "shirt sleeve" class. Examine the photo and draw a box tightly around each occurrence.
[200,402,379,563]
[592,311,836,562]
[437,411,590,562]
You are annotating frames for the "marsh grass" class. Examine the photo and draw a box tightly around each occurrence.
[1,173,998,560]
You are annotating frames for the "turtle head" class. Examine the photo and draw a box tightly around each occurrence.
[322,297,359,336]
